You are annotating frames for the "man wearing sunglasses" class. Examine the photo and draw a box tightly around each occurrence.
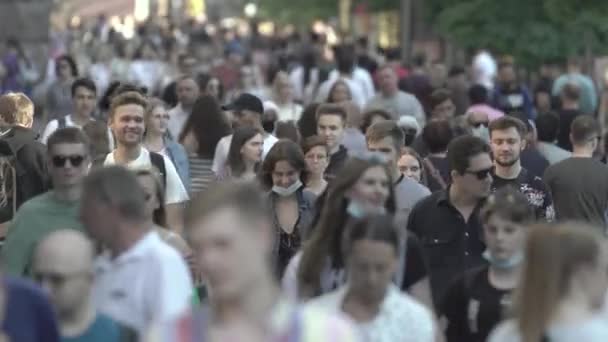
[407,135,493,309]
[3,128,90,277]
[489,116,554,222]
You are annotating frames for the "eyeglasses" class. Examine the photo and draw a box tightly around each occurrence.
[464,167,493,180]
[52,155,86,168]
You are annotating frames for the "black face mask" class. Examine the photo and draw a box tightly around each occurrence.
[403,128,417,146]
[262,120,275,134]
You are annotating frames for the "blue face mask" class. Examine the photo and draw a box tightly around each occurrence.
[483,249,523,269]
[272,180,302,197]
[347,200,386,219]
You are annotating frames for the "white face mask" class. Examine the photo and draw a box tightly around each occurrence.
[472,126,490,143]
[272,180,302,197]
[482,249,524,269]
[346,199,386,219]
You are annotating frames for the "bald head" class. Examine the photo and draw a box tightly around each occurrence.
[34,230,94,275]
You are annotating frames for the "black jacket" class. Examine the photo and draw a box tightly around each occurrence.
[0,127,49,219]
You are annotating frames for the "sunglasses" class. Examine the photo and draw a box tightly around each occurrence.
[52,155,86,168]
[470,121,489,128]
[464,167,493,180]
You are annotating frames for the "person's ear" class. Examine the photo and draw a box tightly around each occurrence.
[450,170,460,180]
[520,137,527,151]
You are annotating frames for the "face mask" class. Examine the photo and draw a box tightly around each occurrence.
[262,120,275,134]
[272,180,302,197]
[347,200,386,219]
[483,249,523,269]
[471,126,490,143]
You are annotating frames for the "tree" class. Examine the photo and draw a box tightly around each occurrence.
[427,0,608,68]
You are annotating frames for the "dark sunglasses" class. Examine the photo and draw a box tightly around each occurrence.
[52,155,86,168]
[464,167,493,180]
[470,121,489,128]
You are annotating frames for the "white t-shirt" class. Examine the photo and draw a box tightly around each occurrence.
[41,114,115,150]
[211,133,279,175]
[309,284,435,342]
[104,148,189,204]
[93,231,193,334]
[167,104,189,140]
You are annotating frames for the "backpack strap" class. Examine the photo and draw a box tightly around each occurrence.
[422,157,447,190]
[57,117,67,129]
[149,152,167,188]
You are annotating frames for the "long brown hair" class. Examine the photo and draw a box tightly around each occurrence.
[515,222,604,342]
[227,126,262,178]
[258,139,307,190]
[179,95,232,158]
[134,168,167,228]
[297,156,396,299]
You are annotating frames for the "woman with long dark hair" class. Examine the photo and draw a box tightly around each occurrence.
[311,215,436,342]
[224,126,263,181]
[179,95,232,194]
[46,54,78,123]
[282,154,430,307]
[259,140,316,277]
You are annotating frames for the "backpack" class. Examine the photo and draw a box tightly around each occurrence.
[91,151,167,188]
[57,116,67,129]
[0,139,20,224]
[150,152,167,188]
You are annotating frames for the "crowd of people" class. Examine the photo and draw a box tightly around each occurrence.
[0,16,607,342]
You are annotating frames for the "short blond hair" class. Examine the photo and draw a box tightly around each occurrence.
[0,92,34,127]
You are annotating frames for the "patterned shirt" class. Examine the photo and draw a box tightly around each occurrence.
[491,168,555,222]
[310,284,435,342]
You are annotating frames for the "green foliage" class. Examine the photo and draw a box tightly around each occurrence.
[258,0,338,26]
[427,0,608,67]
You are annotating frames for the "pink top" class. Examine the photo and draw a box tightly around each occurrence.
[466,104,505,121]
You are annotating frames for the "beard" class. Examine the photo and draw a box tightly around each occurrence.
[495,154,519,167]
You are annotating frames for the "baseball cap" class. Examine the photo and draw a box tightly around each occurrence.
[222,93,263,114]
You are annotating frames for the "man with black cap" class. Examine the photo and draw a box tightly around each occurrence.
[212,93,278,176]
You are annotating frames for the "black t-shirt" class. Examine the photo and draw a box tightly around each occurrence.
[325,145,348,181]
[423,156,451,192]
[557,109,583,152]
[492,168,555,221]
[440,266,513,342]
[544,157,608,227]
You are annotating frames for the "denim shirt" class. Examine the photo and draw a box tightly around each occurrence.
[164,138,190,190]
[268,188,317,278]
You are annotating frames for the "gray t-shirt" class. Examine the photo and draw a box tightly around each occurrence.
[394,175,431,230]
[366,91,425,126]
[543,157,608,228]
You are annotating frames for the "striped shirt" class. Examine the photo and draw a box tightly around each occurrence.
[188,155,215,195]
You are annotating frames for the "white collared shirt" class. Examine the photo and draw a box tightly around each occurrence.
[104,148,189,204]
[167,104,189,140]
[93,231,193,334]
[310,284,435,342]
